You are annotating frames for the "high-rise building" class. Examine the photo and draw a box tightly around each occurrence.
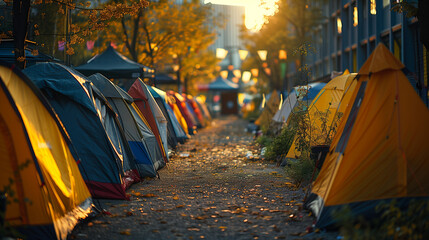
[206,3,246,69]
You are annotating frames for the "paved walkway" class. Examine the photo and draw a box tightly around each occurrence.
[70,116,315,240]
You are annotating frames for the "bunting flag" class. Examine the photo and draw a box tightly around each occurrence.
[86,40,95,51]
[58,40,65,51]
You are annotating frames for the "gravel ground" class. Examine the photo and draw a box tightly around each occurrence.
[69,116,337,240]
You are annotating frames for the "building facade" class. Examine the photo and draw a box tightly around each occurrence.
[289,0,427,104]
[207,4,246,69]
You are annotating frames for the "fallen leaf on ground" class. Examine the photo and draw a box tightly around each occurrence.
[120,230,131,235]
[142,193,158,198]
[187,228,200,231]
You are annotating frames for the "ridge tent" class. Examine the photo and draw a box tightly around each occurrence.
[285,73,357,159]
[148,86,187,146]
[185,94,206,128]
[165,102,188,144]
[168,91,196,135]
[88,73,163,176]
[183,96,201,129]
[148,86,178,149]
[272,91,298,123]
[306,43,429,229]
[23,62,137,200]
[129,79,169,163]
[90,84,140,187]
[166,93,189,137]
[0,61,91,240]
[152,87,188,143]
[195,96,212,123]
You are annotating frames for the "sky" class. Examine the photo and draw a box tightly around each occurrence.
[204,0,279,32]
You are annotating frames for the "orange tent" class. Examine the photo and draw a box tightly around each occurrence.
[306,43,429,229]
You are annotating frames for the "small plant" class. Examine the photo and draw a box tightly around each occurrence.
[255,135,273,147]
[284,150,315,187]
[1,160,31,238]
[333,199,429,240]
[265,126,295,162]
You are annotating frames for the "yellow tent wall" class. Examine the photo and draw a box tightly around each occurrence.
[0,63,91,240]
[286,73,357,159]
[167,96,189,136]
[308,43,429,229]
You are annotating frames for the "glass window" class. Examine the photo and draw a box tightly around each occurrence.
[383,0,390,8]
[381,35,390,50]
[353,6,358,27]
[352,49,357,72]
[370,40,376,53]
[370,0,376,15]
[337,17,342,34]
[393,30,402,60]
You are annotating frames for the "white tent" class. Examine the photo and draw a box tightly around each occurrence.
[272,91,298,123]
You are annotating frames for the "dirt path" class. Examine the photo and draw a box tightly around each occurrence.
[70,116,318,240]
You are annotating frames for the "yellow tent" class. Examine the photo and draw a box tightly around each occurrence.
[167,95,189,137]
[285,72,358,159]
[255,90,280,132]
[0,62,91,239]
[306,43,429,229]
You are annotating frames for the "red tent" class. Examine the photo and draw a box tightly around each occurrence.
[167,91,196,135]
[129,79,168,163]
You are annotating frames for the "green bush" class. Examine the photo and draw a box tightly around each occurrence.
[265,127,295,161]
[255,135,273,147]
[284,151,316,187]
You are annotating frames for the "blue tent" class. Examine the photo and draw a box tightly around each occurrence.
[23,63,138,199]
[148,86,188,146]
[89,73,160,177]
[293,82,326,101]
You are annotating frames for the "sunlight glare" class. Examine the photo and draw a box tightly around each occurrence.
[204,0,279,32]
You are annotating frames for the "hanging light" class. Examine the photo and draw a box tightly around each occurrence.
[257,50,268,61]
[337,17,342,34]
[279,50,287,60]
[250,68,259,77]
[220,70,229,79]
[238,50,248,60]
[216,48,228,59]
[233,69,242,78]
[242,71,251,83]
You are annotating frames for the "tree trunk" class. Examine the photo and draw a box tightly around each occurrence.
[13,0,31,69]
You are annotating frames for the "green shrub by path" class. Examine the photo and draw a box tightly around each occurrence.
[284,151,316,187]
[255,135,273,147]
[265,127,295,162]
[334,200,429,240]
